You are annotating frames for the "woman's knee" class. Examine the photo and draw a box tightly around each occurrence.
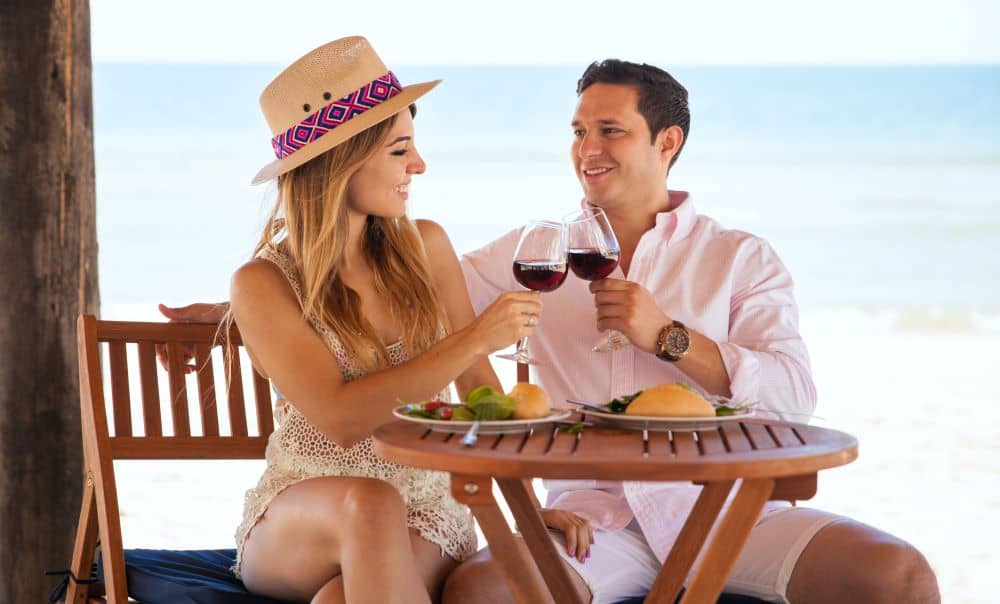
[339,477,407,529]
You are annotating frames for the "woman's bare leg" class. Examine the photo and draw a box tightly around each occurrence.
[308,529,459,604]
[240,476,431,604]
[408,528,460,603]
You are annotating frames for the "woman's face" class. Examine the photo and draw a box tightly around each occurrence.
[346,110,425,219]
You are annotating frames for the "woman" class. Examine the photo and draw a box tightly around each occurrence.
[228,37,541,603]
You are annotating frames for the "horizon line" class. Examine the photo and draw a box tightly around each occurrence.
[92,59,1000,68]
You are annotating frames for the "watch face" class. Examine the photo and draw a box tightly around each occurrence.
[666,328,690,354]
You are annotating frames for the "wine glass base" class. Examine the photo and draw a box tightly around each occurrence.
[592,332,631,353]
[495,352,536,365]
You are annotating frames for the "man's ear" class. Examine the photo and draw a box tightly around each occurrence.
[657,125,684,165]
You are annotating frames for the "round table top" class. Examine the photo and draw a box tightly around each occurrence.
[373,417,858,481]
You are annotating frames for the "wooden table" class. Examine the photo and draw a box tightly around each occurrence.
[373,417,857,604]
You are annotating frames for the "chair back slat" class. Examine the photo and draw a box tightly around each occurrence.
[137,341,163,437]
[165,341,192,437]
[253,370,274,437]
[108,341,133,437]
[194,343,220,437]
[87,318,274,453]
[223,342,249,437]
[70,315,277,602]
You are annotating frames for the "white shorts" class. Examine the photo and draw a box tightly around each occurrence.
[552,507,841,604]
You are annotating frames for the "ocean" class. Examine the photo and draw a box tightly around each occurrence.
[94,63,999,602]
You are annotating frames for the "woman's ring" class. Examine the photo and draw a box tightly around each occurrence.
[526,315,537,327]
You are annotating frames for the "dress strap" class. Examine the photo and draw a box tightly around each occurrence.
[257,245,306,308]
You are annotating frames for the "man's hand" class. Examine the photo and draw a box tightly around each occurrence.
[158,302,229,324]
[590,278,669,353]
[156,302,230,372]
[540,508,594,563]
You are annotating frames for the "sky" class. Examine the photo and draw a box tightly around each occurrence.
[91,0,1000,65]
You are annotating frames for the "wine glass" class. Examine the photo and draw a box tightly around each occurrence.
[564,207,629,352]
[495,220,568,364]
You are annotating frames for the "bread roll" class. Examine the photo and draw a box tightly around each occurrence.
[624,384,714,417]
[508,383,552,419]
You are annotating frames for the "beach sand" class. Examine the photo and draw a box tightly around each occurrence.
[110,309,998,603]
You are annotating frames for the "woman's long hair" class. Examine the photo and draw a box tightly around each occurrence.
[243,111,449,373]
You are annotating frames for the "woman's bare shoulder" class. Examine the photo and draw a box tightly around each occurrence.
[230,258,297,310]
[414,218,460,276]
[414,218,452,248]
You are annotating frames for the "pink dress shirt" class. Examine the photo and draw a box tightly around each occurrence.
[460,191,817,563]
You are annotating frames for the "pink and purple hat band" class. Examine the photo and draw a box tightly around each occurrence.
[270,71,403,160]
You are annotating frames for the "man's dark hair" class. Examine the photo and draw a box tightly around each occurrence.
[577,59,690,167]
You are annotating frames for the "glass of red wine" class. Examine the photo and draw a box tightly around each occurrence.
[565,207,629,352]
[495,220,568,364]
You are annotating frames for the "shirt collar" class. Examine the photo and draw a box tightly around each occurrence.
[580,189,696,243]
[656,190,695,242]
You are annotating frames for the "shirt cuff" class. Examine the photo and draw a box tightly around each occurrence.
[716,341,760,403]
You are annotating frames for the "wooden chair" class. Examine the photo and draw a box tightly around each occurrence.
[66,315,274,603]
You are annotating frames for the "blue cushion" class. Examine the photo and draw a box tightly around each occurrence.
[613,592,767,604]
[96,549,289,604]
[89,548,765,604]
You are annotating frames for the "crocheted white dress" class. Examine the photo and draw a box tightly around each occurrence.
[233,246,477,576]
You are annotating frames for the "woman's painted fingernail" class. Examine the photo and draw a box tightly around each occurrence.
[569,547,575,557]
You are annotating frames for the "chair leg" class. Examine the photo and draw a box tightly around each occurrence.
[66,479,99,603]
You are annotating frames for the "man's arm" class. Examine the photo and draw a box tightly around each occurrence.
[590,237,815,417]
[156,302,230,372]
[159,302,229,323]
[459,227,521,315]
[717,237,816,417]
[590,278,734,397]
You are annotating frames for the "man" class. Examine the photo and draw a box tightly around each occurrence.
[162,59,940,603]
[442,60,940,603]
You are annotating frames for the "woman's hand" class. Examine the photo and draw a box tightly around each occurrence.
[465,291,542,354]
[540,508,594,563]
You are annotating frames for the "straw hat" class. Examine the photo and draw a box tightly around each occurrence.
[251,36,440,185]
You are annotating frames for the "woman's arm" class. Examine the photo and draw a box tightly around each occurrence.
[415,220,509,400]
[231,252,539,449]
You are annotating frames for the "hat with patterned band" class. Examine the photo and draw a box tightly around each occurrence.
[251,36,440,185]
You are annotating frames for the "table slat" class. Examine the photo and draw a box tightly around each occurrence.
[696,430,728,455]
[671,431,701,458]
[719,423,753,452]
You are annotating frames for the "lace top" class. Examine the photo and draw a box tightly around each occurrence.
[233,246,477,576]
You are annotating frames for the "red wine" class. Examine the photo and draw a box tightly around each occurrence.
[513,260,568,292]
[568,248,619,280]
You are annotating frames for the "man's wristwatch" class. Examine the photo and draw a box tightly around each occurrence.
[656,320,691,362]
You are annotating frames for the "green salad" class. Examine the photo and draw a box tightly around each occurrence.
[403,385,518,421]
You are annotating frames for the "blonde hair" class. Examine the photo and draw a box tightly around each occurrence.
[242,112,448,373]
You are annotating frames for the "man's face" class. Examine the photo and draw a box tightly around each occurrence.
[570,83,669,210]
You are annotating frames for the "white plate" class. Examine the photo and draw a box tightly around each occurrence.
[392,406,572,434]
[578,407,755,432]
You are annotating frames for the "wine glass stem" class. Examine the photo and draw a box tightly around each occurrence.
[514,336,529,359]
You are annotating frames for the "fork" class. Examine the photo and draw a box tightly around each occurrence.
[461,420,481,447]
[566,399,611,413]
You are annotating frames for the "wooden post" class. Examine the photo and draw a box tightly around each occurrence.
[0,1,99,601]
